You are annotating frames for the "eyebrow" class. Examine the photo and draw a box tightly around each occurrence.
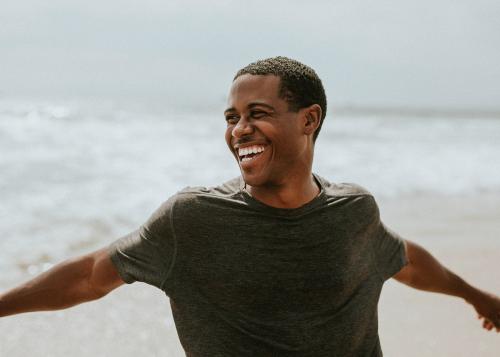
[224,102,276,114]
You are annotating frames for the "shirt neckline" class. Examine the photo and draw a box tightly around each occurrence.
[238,173,326,217]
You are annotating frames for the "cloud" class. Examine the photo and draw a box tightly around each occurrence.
[1,0,499,110]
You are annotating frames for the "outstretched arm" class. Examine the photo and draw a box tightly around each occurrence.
[393,239,500,332]
[0,247,124,318]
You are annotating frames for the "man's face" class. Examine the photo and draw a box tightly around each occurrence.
[224,74,310,187]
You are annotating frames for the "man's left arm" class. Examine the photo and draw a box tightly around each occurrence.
[393,239,500,332]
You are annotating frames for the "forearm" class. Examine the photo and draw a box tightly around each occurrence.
[398,241,482,303]
[0,254,104,318]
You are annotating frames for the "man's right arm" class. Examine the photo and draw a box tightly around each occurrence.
[0,247,124,318]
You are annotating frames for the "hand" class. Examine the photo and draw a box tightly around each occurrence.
[468,290,500,332]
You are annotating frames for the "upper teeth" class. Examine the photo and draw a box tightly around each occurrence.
[238,145,265,157]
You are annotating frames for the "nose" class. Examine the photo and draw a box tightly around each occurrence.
[231,116,254,138]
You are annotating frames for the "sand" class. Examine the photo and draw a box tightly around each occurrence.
[1,193,499,356]
[377,194,500,356]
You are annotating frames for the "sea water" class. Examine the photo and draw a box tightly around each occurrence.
[1,100,500,281]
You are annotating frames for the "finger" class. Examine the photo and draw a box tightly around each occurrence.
[483,320,493,330]
[492,314,500,327]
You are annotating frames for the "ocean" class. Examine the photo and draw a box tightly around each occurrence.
[1,100,500,281]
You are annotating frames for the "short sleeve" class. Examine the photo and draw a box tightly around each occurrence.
[369,198,408,282]
[107,196,177,290]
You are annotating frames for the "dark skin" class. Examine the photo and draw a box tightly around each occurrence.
[0,73,499,336]
[224,74,322,209]
[224,74,500,332]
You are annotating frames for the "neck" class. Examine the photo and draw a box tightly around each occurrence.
[245,171,320,209]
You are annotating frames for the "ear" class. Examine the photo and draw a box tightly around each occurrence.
[301,104,322,137]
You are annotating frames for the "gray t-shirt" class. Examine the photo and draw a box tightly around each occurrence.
[108,174,408,357]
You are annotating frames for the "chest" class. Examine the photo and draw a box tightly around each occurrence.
[172,209,375,315]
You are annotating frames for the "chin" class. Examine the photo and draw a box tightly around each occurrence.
[240,171,265,187]
[240,169,279,188]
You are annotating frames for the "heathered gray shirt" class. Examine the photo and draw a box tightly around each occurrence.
[108,173,408,357]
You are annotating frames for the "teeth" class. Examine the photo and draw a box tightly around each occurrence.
[238,145,265,158]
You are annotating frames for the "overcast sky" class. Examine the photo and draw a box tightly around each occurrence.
[2,0,499,111]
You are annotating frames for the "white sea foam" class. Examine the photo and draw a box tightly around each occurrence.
[1,101,499,277]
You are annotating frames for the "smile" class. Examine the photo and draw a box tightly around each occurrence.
[237,145,266,162]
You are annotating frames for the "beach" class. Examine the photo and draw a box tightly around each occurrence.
[378,194,500,357]
[1,105,499,355]
[2,0,500,353]
[1,193,499,356]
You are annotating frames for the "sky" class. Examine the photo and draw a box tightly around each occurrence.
[1,0,500,112]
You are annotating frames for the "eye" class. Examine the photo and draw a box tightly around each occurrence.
[250,110,267,119]
[225,115,239,125]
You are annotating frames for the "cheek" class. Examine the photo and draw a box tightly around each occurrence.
[224,126,234,149]
[273,133,304,160]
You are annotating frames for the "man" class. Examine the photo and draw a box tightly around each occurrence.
[1,56,499,356]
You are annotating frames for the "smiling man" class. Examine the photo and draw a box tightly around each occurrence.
[224,71,323,209]
[1,56,499,356]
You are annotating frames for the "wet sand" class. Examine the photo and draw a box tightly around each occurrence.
[1,194,499,356]
[378,194,500,356]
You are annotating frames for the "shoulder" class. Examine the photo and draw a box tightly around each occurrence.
[315,174,379,214]
[315,174,374,198]
[158,176,244,214]
[141,177,242,233]
[334,182,374,198]
[174,177,242,207]
[176,176,241,198]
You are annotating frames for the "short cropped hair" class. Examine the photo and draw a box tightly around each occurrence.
[234,56,327,142]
